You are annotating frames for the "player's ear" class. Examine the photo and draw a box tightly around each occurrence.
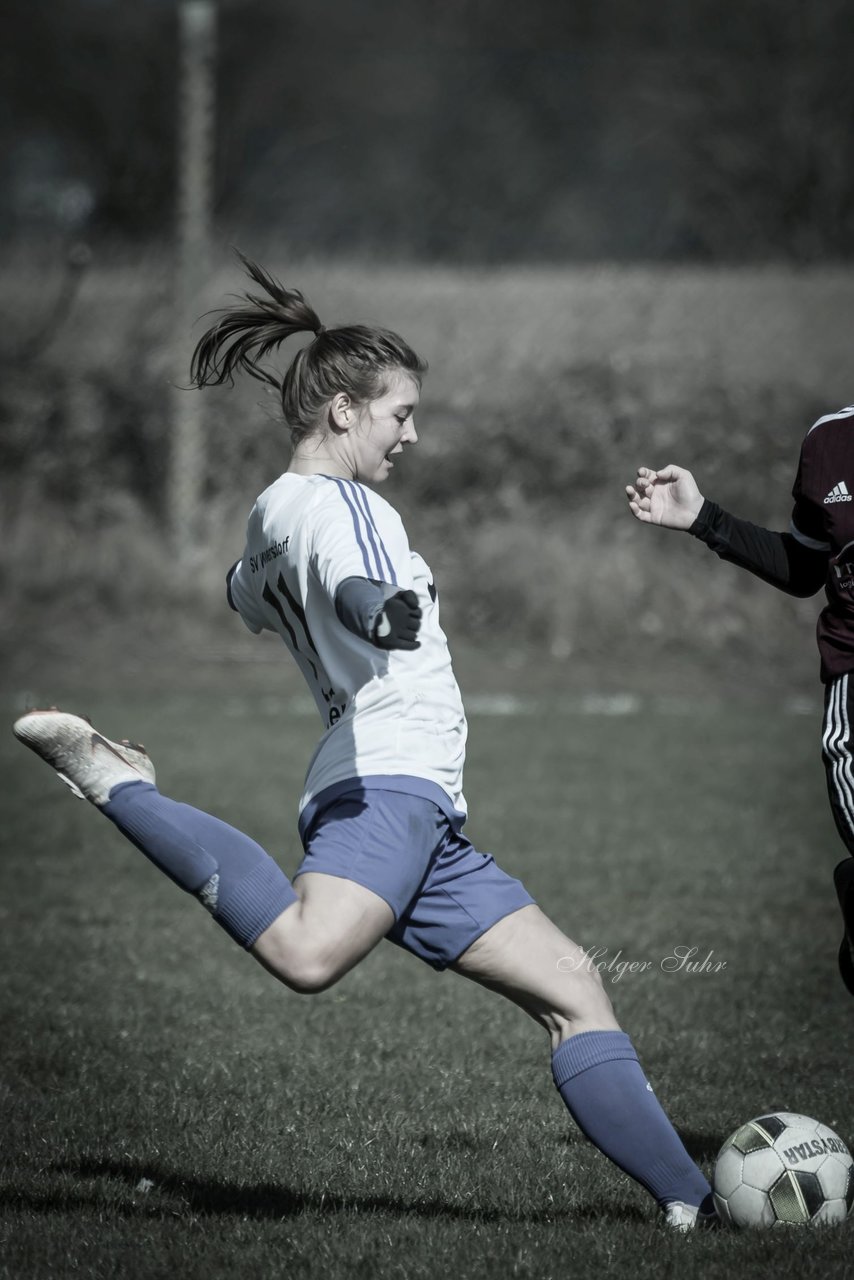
[329,393,354,431]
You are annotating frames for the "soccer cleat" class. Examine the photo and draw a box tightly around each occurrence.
[834,858,854,997]
[663,1200,719,1231]
[12,709,155,807]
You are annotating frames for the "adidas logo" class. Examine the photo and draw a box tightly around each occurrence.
[824,481,852,504]
[199,873,220,914]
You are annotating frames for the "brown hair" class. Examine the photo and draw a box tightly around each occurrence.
[191,253,427,445]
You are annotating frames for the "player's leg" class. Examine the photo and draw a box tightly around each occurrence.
[103,777,396,992]
[451,903,619,1042]
[833,860,854,995]
[821,676,854,996]
[102,784,394,991]
[12,710,392,991]
[251,872,393,992]
[388,825,714,1226]
[451,903,714,1225]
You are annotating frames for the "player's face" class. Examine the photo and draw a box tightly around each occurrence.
[350,370,420,484]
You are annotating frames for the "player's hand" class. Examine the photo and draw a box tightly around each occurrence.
[626,465,705,531]
[372,589,422,650]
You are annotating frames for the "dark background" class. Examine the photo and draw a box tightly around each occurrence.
[3,0,854,262]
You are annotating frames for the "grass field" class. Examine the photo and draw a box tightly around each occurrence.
[2,677,853,1279]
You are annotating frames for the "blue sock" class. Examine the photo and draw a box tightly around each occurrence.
[552,1030,713,1210]
[102,781,298,948]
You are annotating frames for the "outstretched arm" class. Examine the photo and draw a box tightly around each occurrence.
[626,464,827,598]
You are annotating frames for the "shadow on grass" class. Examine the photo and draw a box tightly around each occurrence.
[8,1157,649,1227]
[556,1127,722,1166]
[677,1130,725,1164]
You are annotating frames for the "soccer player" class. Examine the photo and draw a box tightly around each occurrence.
[15,254,715,1229]
[626,406,854,997]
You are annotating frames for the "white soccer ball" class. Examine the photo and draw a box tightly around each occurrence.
[713,1112,854,1228]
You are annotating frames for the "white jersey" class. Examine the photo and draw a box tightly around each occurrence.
[228,473,468,818]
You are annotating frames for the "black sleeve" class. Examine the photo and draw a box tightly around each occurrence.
[335,577,422,650]
[334,576,387,640]
[225,561,240,612]
[689,499,828,598]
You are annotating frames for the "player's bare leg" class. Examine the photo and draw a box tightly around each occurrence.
[13,709,393,997]
[251,872,394,993]
[452,903,619,1045]
[453,904,716,1229]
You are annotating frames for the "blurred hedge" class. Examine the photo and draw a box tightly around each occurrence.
[2,249,851,684]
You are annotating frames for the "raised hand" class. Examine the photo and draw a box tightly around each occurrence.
[626,465,705,531]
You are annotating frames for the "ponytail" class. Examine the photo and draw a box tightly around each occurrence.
[191,252,321,393]
[191,251,427,445]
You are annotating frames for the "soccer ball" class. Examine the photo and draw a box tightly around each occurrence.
[713,1112,854,1228]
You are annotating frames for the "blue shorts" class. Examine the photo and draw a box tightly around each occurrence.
[295,782,535,970]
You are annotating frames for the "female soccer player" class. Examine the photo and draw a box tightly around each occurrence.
[15,255,715,1228]
[626,408,854,996]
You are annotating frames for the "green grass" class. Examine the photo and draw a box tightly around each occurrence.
[1,685,853,1278]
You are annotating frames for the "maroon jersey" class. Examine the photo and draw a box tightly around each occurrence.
[791,406,854,680]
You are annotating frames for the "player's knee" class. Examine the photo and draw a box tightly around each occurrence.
[284,962,339,995]
[253,932,345,995]
[278,944,345,994]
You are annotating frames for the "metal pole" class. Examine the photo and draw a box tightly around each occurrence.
[170,0,216,556]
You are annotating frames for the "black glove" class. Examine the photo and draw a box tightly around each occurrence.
[372,589,422,650]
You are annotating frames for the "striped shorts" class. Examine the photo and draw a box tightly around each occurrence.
[822,674,854,855]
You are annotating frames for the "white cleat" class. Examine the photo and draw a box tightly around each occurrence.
[663,1200,719,1231]
[12,709,155,807]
